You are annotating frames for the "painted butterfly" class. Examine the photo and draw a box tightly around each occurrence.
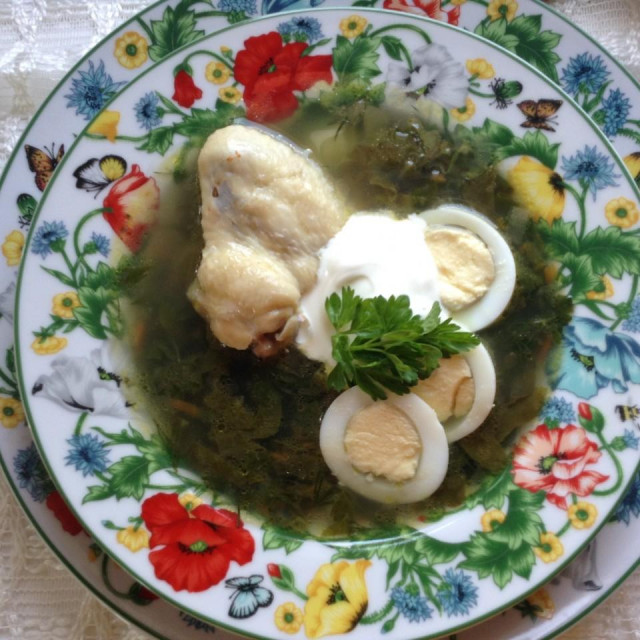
[517,99,563,132]
[73,155,127,196]
[24,143,65,191]
[225,575,274,619]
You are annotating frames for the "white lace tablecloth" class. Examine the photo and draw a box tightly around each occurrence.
[1,1,639,638]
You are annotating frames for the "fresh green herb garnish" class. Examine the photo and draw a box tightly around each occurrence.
[325,287,480,400]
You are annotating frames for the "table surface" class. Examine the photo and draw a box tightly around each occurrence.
[1,0,639,638]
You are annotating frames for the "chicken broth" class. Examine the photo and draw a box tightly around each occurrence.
[123,109,571,537]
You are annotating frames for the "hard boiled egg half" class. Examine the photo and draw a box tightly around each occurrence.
[319,387,449,503]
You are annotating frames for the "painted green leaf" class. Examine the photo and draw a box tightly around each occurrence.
[174,102,245,146]
[460,534,536,588]
[5,347,15,375]
[83,262,117,290]
[498,130,560,169]
[262,526,304,554]
[537,219,581,258]
[487,492,545,549]
[580,226,640,277]
[17,193,37,224]
[139,436,173,474]
[504,15,561,82]
[385,558,400,588]
[561,254,602,300]
[147,6,205,62]
[332,34,382,81]
[83,483,114,504]
[74,286,118,339]
[465,466,514,510]
[41,266,75,288]
[415,535,462,564]
[137,126,176,155]
[381,35,404,62]
[93,425,147,447]
[107,456,150,501]
[472,118,515,148]
[474,19,520,52]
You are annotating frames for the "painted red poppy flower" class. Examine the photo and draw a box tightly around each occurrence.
[46,490,84,536]
[382,0,460,24]
[234,32,333,122]
[512,424,609,509]
[103,164,160,252]
[172,69,203,108]
[141,493,254,592]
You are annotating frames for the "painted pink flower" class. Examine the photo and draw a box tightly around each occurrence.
[512,424,609,509]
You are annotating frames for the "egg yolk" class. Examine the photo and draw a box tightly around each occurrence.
[413,355,475,422]
[424,226,495,311]
[344,403,422,483]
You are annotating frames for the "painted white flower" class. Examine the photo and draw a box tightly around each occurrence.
[32,345,129,417]
[0,279,16,324]
[386,43,468,109]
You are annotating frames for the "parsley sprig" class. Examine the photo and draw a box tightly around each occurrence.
[325,287,480,400]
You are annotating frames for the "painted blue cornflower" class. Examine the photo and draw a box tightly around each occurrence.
[601,88,631,138]
[65,60,126,120]
[612,471,640,525]
[623,428,640,450]
[561,145,619,199]
[31,220,68,258]
[90,232,110,257]
[65,433,110,477]
[134,92,162,131]
[437,569,478,617]
[391,586,433,622]
[539,396,576,426]
[560,53,610,96]
[622,297,640,333]
[277,16,324,43]
[547,317,640,399]
[13,444,54,502]
[219,0,257,14]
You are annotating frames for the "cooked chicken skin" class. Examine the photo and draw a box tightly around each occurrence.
[190,124,347,356]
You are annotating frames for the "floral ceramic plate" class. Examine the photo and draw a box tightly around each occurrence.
[11,6,640,639]
[1,1,640,639]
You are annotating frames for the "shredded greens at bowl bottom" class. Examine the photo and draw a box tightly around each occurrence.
[122,109,572,537]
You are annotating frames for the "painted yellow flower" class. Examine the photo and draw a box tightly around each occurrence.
[339,15,367,39]
[450,0,467,4]
[275,602,303,634]
[51,291,81,319]
[526,588,555,620]
[623,151,640,181]
[534,532,563,563]
[466,58,495,79]
[220,45,232,54]
[451,97,476,122]
[219,86,242,104]
[304,559,371,638]
[480,508,506,532]
[205,61,231,84]
[568,501,597,530]
[88,110,120,143]
[116,525,150,552]
[2,230,24,266]
[487,0,518,22]
[508,156,565,223]
[605,196,640,228]
[0,397,25,429]
[179,493,204,511]
[586,276,614,301]
[31,335,67,355]
[114,31,148,69]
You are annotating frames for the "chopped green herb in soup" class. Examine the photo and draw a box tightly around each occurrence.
[123,106,571,537]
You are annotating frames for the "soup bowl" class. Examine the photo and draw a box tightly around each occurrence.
[14,8,640,639]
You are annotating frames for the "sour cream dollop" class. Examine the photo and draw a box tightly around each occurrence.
[296,213,441,363]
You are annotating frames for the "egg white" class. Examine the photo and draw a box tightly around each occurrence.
[440,344,496,443]
[319,387,449,504]
[419,205,516,331]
